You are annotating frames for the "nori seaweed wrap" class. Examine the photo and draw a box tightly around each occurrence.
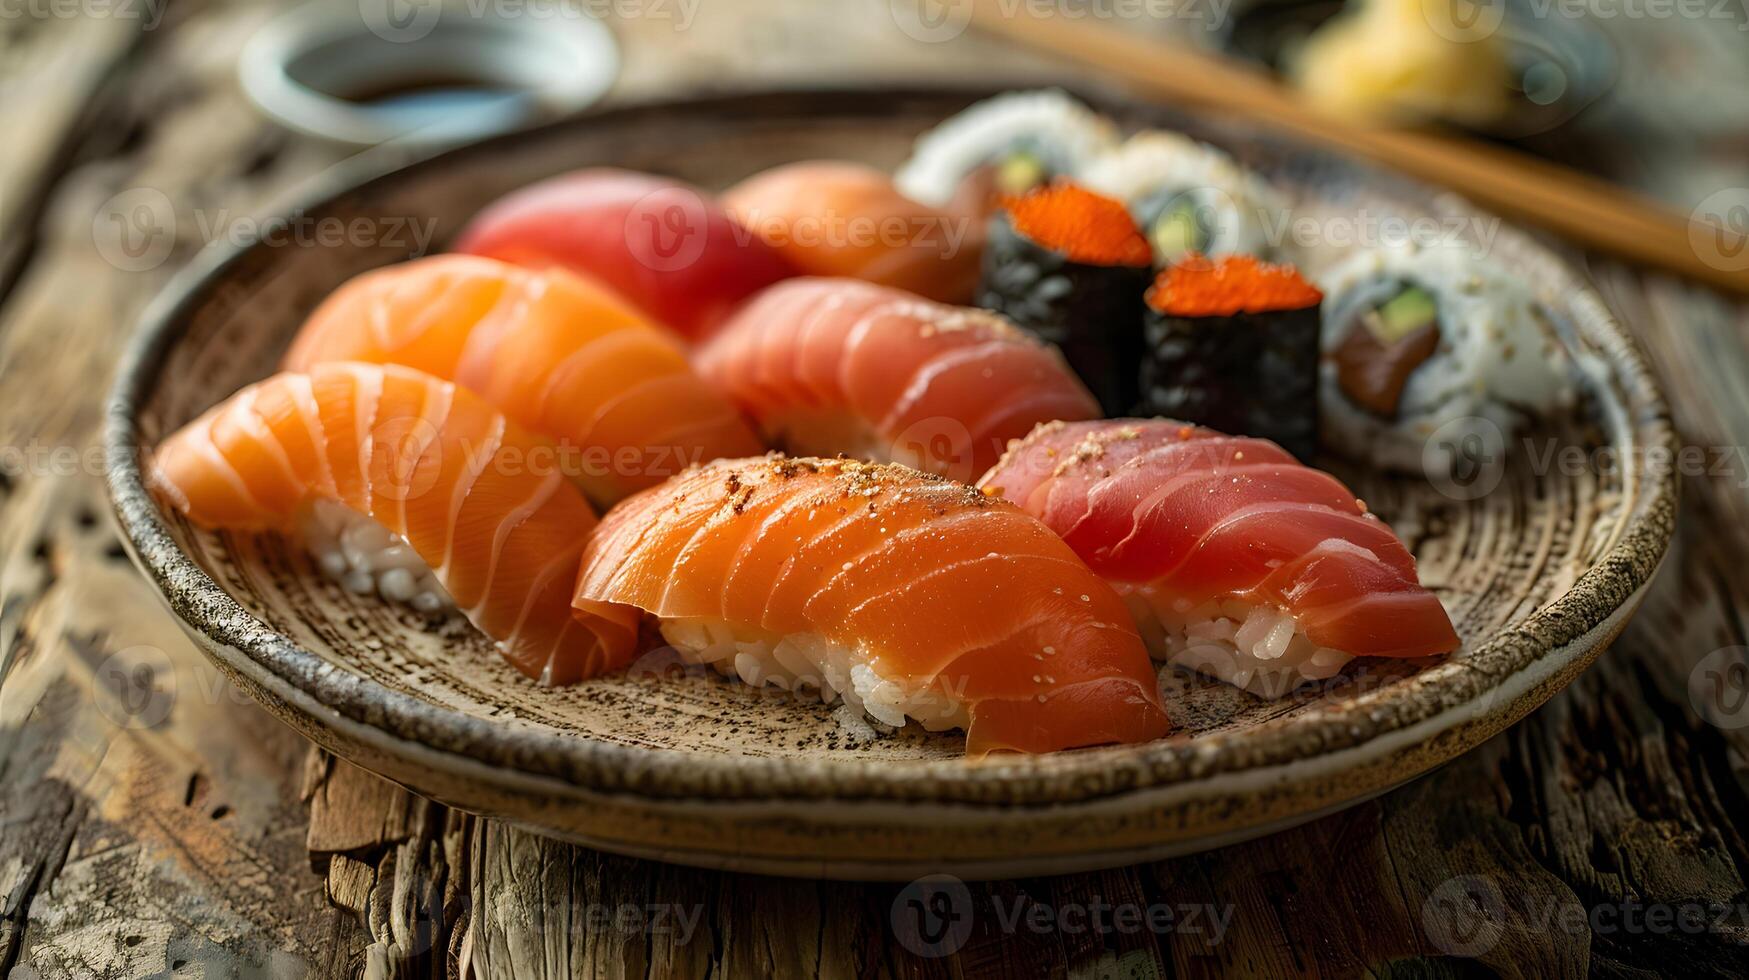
[1140,254,1324,460]
[976,181,1153,416]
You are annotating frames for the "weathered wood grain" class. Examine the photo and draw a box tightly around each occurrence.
[1,1,1747,978]
[0,1,365,977]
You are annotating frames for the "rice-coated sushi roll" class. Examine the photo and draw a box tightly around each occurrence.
[721,161,983,304]
[696,278,1100,481]
[1081,132,1287,266]
[572,456,1171,754]
[979,419,1458,697]
[283,255,764,507]
[896,89,1119,209]
[1140,254,1324,460]
[453,168,795,340]
[1318,243,1577,474]
[149,363,640,684]
[976,181,1153,415]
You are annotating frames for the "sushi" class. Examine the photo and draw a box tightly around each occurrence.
[1140,254,1324,460]
[975,181,1153,415]
[896,89,1119,209]
[1081,131,1287,266]
[1317,243,1577,475]
[695,278,1100,481]
[452,168,794,340]
[149,362,640,684]
[571,455,1171,754]
[979,419,1458,697]
[283,255,764,506]
[721,161,984,304]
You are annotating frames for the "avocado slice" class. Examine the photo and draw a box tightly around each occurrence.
[1363,286,1438,345]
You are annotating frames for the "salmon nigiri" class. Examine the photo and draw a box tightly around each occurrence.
[283,255,763,506]
[452,169,794,340]
[695,278,1100,482]
[979,419,1459,697]
[572,456,1170,755]
[721,161,985,305]
[150,362,639,684]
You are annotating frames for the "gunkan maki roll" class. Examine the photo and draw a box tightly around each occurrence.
[1140,254,1324,459]
[977,181,1153,415]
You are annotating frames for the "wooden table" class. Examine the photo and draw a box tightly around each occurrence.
[3,2,1746,977]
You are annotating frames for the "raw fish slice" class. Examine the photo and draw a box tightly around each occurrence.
[573,456,1169,754]
[1069,463,1380,582]
[284,255,763,505]
[150,362,639,683]
[722,162,985,304]
[452,168,795,340]
[979,419,1225,514]
[979,419,1458,695]
[697,278,1100,481]
[1253,543,1455,658]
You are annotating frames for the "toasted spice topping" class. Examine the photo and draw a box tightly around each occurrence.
[709,454,1000,518]
[1146,253,1323,317]
[999,180,1152,268]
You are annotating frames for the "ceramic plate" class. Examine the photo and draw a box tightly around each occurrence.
[105,89,1676,880]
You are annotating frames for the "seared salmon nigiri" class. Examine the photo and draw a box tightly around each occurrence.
[572,455,1170,755]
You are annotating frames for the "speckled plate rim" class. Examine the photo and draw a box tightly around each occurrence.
[104,88,1679,815]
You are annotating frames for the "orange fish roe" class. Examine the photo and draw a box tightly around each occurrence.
[999,180,1152,268]
[1146,253,1323,318]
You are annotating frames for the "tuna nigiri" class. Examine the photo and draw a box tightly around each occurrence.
[695,278,1100,481]
[979,419,1458,696]
[721,161,984,305]
[150,362,639,684]
[572,456,1170,754]
[453,169,794,340]
[283,255,763,506]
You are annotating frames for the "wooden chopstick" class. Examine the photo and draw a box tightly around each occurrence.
[965,0,1749,296]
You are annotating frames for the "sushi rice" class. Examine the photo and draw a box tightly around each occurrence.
[1124,589,1352,699]
[896,90,1120,206]
[299,498,452,614]
[1081,131,1287,263]
[660,619,970,732]
[1317,243,1577,475]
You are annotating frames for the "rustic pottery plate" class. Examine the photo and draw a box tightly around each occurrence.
[106,89,1676,880]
